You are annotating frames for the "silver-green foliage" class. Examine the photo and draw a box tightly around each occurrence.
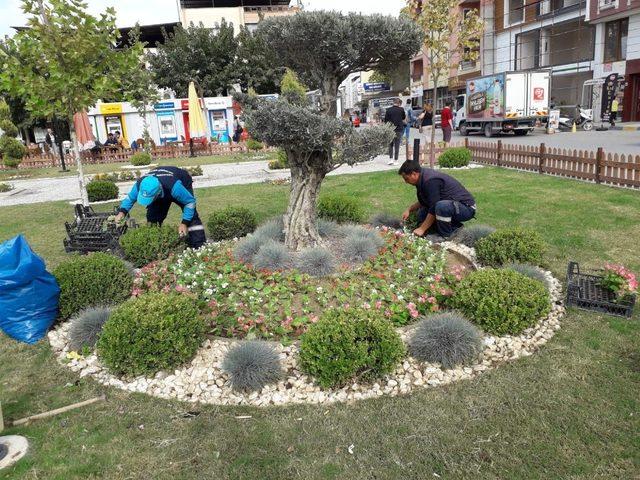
[340,225,384,248]
[253,240,292,271]
[296,247,336,277]
[222,341,283,392]
[452,224,496,248]
[68,306,112,352]
[409,312,483,369]
[505,263,549,288]
[370,212,403,230]
[254,217,285,242]
[234,233,269,263]
[318,219,340,238]
[344,234,378,263]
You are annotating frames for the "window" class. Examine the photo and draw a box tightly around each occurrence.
[506,0,524,25]
[604,18,628,63]
[599,0,617,9]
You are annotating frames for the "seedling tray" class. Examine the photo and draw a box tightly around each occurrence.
[63,204,134,255]
[566,261,636,318]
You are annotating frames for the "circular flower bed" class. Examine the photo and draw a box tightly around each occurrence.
[48,227,565,406]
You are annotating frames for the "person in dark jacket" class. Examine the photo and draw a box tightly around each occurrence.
[384,98,406,165]
[398,160,476,239]
[114,166,206,248]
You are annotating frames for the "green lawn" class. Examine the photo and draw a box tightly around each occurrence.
[0,167,639,479]
[0,151,275,182]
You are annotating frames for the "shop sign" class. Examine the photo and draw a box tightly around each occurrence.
[99,103,122,115]
[154,101,175,110]
[204,97,233,110]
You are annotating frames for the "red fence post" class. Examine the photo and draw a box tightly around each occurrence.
[595,147,604,184]
[539,142,545,174]
[497,140,502,167]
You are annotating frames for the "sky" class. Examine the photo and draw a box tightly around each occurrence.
[0,0,406,37]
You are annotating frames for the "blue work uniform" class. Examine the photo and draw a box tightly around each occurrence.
[415,168,476,237]
[119,166,206,248]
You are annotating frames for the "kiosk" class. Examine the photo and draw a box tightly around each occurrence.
[154,101,179,144]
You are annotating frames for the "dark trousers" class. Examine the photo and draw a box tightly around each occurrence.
[389,131,403,160]
[417,200,476,237]
[609,111,617,126]
[147,197,206,249]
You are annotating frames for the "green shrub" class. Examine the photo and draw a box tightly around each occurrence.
[505,262,549,287]
[86,180,119,202]
[0,182,13,193]
[53,253,133,319]
[450,269,551,335]
[185,165,203,177]
[452,224,495,248]
[0,136,26,168]
[318,194,364,224]
[119,225,184,268]
[246,138,264,151]
[299,308,405,388]
[0,119,19,138]
[268,149,289,169]
[438,147,471,168]
[130,152,152,166]
[475,228,546,267]
[97,293,205,376]
[207,206,257,241]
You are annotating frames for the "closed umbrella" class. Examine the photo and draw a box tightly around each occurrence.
[188,82,207,139]
[73,110,95,151]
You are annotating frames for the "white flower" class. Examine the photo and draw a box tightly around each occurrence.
[221,282,229,289]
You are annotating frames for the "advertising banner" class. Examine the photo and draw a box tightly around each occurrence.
[548,109,560,131]
[363,82,391,93]
[600,73,619,122]
[466,74,505,119]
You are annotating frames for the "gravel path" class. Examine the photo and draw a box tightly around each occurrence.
[0,153,408,207]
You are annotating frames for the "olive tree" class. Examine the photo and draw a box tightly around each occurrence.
[245,12,422,250]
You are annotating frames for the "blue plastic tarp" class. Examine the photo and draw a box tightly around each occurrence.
[0,235,60,344]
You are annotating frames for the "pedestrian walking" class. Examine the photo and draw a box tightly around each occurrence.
[384,98,406,165]
[610,98,619,127]
[440,100,454,147]
[404,99,416,144]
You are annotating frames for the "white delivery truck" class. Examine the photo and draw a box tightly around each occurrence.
[454,70,550,137]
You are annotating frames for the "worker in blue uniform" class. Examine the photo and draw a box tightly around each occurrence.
[114,166,206,248]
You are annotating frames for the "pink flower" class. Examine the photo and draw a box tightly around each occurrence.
[407,302,419,318]
[362,302,371,310]
[175,285,188,293]
[375,300,383,309]
[427,296,437,304]
[434,274,442,282]
[310,315,319,324]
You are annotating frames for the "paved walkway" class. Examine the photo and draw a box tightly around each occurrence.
[0,152,409,207]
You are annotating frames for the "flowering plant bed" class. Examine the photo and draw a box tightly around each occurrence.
[134,229,451,341]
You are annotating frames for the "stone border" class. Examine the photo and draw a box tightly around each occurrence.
[48,244,564,406]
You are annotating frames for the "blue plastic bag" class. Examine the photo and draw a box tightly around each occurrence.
[0,235,60,344]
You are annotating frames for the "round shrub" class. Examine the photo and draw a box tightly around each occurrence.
[0,119,19,138]
[120,225,183,268]
[86,180,119,202]
[438,147,471,168]
[222,341,283,392]
[68,306,112,352]
[505,262,549,287]
[409,312,482,368]
[254,217,285,242]
[0,182,13,193]
[317,218,340,238]
[299,308,405,388]
[234,233,269,263]
[253,240,291,271]
[207,206,257,241]
[97,292,205,376]
[53,253,133,319]
[450,269,551,335]
[344,234,378,263]
[475,228,546,267]
[130,151,152,166]
[296,247,336,277]
[268,149,289,170]
[246,138,264,151]
[370,212,402,230]
[452,224,496,248]
[318,194,365,224]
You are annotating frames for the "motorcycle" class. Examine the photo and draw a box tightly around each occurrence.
[558,107,593,132]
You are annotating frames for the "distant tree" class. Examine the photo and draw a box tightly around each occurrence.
[407,0,483,165]
[234,26,283,95]
[0,98,26,168]
[280,69,307,104]
[243,12,422,250]
[0,0,145,204]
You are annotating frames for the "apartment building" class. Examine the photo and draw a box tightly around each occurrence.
[178,0,299,33]
[587,0,640,121]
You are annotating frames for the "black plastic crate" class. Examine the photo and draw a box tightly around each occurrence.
[566,261,636,318]
[63,204,134,255]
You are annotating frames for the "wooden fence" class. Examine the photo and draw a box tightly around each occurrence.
[409,138,640,190]
[1,143,267,171]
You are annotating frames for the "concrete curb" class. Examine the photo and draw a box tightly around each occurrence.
[609,125,640,131]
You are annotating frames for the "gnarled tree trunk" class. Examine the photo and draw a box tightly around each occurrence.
[284,151,328,251]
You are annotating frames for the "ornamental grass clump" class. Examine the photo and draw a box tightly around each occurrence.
[450,269,551,336]
[505,263,549,288]
[318,218,340,238]
[233,233,269,263]
[254,217,285,242]
[340,225,384,248]
[299,308,405,388]
[207,206,257,241]
[120,224,184,268]
[452,224,496,248]
[370,212,403,230]
[296,247,336,277]
[253,240,292,271]
[53,253,133,319]
[68,306,112,352]
[475,227,546,267]
[97,293,205,377]
[222,341,283,392]
[408,312,482,368]
[344,234,378,263]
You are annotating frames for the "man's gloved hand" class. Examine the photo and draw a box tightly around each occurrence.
[178,223,188,238]
[114,212,126,224]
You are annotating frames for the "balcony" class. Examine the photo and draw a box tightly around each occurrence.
[537,0,585,17]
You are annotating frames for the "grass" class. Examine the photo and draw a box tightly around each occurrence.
[0,152,275,182]
[1,167,639,479]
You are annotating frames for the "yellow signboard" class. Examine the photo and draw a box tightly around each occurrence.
[99,103,123,115]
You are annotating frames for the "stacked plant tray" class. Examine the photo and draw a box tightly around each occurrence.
[63,204,134,255]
